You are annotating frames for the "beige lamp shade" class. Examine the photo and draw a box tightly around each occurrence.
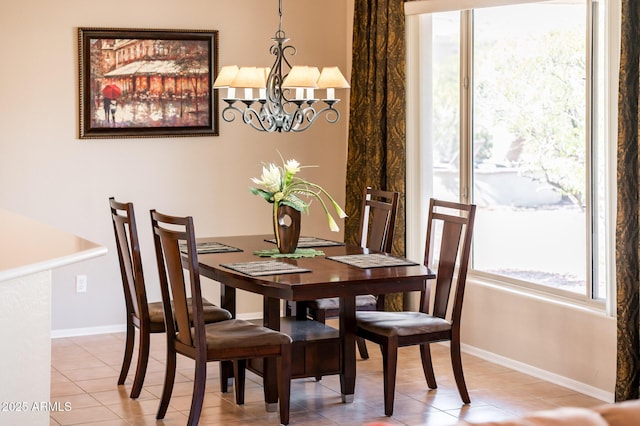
[262,67,271,81]
[308,67,321,85]
[213,65,240,87]
[282,66,320,88]
[317,67,350,89]
[231,67,267,88]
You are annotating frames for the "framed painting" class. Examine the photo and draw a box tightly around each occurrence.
[78,28,218,139]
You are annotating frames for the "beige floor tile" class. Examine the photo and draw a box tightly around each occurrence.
[129,410,190,425]
[544,393,606,408]
[49,332,607,425]
[74,377,125,394]
[50,405,121,425]
[50,381,87,398]
[395,408,460,426]
[450,404,517,423]
[61,365,120,382]
[51,393,102,410]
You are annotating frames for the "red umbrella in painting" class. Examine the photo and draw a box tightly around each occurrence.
[102,84,122,99]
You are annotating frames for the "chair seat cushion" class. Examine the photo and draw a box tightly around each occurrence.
[147,302,166,326]
[148,298,232,326]
[356,311,451,337]
[203,319,292,351]
[311,295,378,310]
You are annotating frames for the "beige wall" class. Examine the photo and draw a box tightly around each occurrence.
[0,0,350,331]
[461,281,616,400]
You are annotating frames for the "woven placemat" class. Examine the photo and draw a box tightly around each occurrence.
[220,260,311,277]
[180,241,242,254]
[327,253,419,268]
[254,248,325,258]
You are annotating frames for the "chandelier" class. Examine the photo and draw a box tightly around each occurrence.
[212,0,350,133]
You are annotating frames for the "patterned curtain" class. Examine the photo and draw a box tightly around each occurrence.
[346,0,406,311]
[616,0,640,402]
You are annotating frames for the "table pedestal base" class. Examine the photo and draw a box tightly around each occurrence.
[248,317,342,379]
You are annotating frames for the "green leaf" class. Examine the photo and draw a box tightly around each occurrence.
[282,194,309,212]
[250,187,274,203]
[253,248,325,258]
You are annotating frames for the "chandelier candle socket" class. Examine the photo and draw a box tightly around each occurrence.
[213,0,350,132]
[250,154,347,252]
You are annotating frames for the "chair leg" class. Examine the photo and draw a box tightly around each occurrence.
[277,344,292,425]
[313,309,328,381]
[187,359,207,426]
[310,307,326,323]
[129,327,150,399]
[381,339,399,416]
[117,321,135,386]
[284,300,294,316]
[356,336,370,359]
[219,360,234,393]
[156,346,176,420]
[420,343,437,389]
[450,338,470,404]
[262,357,279,409]
[233,359,246,405]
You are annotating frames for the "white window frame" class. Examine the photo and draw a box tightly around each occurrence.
[405,0,620,315]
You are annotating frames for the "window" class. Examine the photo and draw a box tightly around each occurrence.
[406,0,616,304]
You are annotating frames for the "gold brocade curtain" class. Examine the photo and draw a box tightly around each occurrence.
[346,0,406,311]
[616,0,640,402]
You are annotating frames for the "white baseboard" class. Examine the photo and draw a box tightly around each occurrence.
[51,324,126,338]
[51,312,264,339]
[460,342,615,403]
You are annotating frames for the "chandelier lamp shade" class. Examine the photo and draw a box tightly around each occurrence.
[212,0,350,133]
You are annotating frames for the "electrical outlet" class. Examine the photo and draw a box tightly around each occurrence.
[76,275,87,293]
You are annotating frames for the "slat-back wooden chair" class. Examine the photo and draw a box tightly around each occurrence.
[109,198,231,399]
[303,187,399,359]
[150,209,292,425]
[355,198,476,416]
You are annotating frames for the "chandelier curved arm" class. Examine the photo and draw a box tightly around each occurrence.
[220,100,243,123]
[281,102,341,132]
[221,99,341,133]
[220,100,275,132]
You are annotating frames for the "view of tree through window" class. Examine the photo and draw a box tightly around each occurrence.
[426,2,605,297]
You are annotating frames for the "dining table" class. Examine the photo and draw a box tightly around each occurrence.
[194,234,435,406]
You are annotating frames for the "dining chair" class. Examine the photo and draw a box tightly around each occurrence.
[299,187,400,359]
[109,197,232,399]
[355,198,476,416]
[150,209,292,426]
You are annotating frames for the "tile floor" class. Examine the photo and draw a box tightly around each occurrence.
[50,325,606,425]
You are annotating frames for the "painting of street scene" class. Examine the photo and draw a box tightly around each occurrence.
[79,28,218,138]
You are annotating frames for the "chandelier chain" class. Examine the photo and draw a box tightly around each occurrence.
[276,0,285,39]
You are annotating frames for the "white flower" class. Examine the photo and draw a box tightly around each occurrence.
[326,213,340,232]
[332,200,348,219]
[251,164,282,193]
[284,159,301,175]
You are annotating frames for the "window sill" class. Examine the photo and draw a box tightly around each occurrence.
[467,271,610,317]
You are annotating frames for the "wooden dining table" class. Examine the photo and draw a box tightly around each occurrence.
[195,234,434,405]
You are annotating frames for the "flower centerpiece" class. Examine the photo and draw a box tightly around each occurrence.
[250,154,347,253]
